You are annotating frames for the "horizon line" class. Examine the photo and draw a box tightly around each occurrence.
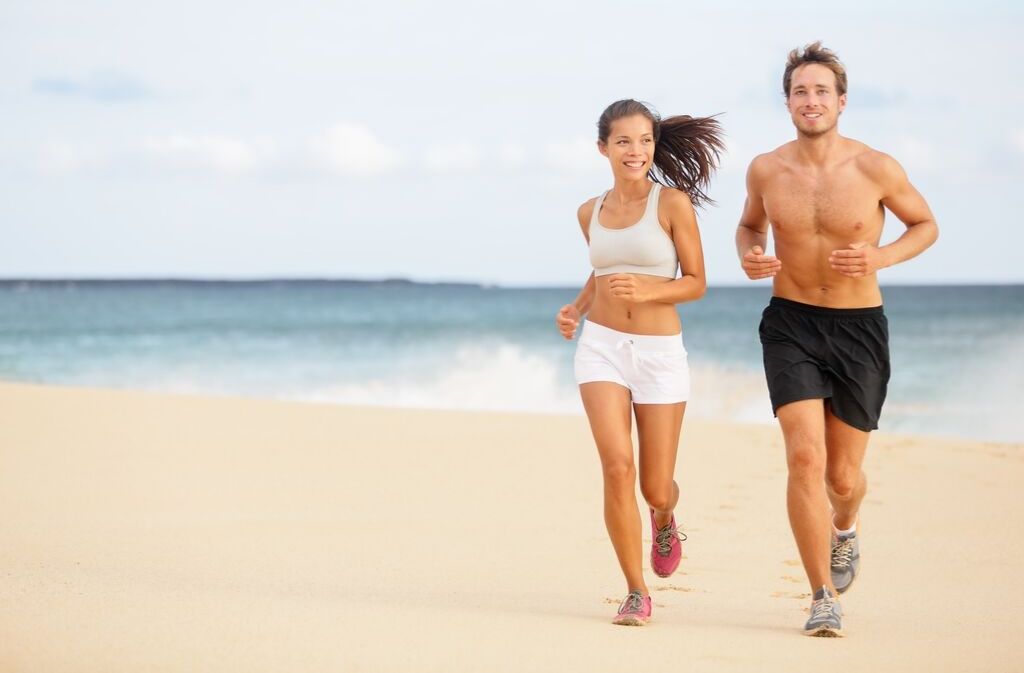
[1,277,1021,289]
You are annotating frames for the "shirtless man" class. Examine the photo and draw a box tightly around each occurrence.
[736,42,938,637]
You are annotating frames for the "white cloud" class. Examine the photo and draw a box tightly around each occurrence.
[1013,130,1024,156]
[543,138,604,174]
[30,126,407,179]
[142,135,269,174]
[498,143,527,167]
[422,142,481,173]
[35,141,93,176]
[718,136,748,172]
[893,137,937,175]
[314,123,403,176]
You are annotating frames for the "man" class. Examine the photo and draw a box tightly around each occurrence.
[736,42,938,637]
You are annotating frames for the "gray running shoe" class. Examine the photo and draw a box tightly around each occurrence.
[804,586,844,637]
[831,529,860,594]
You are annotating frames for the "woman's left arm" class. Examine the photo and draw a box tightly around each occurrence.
[645,188,706,305]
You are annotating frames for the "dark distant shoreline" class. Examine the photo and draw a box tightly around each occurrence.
[0,279,1020,290]
[0,278,484,289]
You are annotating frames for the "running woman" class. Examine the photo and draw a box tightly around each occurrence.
[556,99,723,626]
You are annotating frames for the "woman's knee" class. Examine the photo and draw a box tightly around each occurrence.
[639,478,674,511]
[602,459,636,492]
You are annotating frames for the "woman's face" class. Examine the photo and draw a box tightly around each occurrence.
[599,114,655,180]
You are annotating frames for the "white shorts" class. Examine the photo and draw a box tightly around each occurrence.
[573,320,690,404]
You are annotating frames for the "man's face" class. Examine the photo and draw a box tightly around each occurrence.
[786,63,847,138]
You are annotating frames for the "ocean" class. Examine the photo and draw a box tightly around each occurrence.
[1,281,1021,443]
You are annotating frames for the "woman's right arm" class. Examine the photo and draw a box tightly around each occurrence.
[556,272,595,340]
[555,200,596,339]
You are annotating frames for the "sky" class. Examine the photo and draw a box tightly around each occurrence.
[2,0,1022,286]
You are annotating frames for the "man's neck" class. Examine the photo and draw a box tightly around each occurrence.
[794,130,845,167]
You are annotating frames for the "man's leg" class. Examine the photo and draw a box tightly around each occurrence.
[824,405,870,594]
[824,404,870,531]
[776,399,834,593]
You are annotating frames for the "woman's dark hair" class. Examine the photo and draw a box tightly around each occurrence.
[597,99,724,209]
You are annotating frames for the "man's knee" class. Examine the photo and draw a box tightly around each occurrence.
[785,434,826,482]
[826,467,862,499]
[778,401,827,482]
[788,450,825,482]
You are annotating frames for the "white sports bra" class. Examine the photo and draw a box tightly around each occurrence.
[588,183,678,279]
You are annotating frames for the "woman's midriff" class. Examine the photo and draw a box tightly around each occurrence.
[587,274,681,336]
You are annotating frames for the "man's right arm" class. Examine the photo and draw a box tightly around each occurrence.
[736,156,781,280]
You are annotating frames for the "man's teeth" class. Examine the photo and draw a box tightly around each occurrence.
[804,113,822,118]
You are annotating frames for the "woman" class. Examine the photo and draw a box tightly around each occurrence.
[556,99,722,626]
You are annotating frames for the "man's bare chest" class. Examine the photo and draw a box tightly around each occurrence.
[762,172,883,238]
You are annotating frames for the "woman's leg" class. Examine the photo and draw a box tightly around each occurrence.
[580,381,646,594]
[635,402,686,528]
[636,402,686,578]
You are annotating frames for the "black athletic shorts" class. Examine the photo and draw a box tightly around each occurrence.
[759,296,890,432]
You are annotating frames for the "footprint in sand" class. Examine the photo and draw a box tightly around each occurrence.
[781,559,800,567]
[780,575,802,584]
[986,449,1024,462]
[770,591,810,600]
[652,584,694,593]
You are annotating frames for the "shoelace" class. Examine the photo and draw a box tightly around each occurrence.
[655,524,688,556]
[809,595,838,622]
[618,591,645,614]
[831,538,854,568]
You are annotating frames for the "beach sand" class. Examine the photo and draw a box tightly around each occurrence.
[1,381,1021,672]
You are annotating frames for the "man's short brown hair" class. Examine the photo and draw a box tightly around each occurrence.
[783,41,848,97]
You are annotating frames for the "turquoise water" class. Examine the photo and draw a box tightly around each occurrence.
[1,281,1021,442]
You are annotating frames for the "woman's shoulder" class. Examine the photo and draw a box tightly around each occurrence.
[657,185,694,210]
[577,195,601,229]
[656,185,697,233]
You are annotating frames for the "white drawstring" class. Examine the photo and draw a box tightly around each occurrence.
[615,337,641,369]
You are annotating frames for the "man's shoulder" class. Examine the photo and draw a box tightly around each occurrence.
[850,142,905,183]
[753,142,794,164]
[748,143,792,178]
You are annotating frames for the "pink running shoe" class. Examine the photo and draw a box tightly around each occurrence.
[650,509,686,578]
[612,591,652,626]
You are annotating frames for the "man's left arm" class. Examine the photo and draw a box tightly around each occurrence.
[830,153,939,277]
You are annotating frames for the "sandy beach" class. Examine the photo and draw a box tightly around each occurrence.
[1,381,1021,672]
